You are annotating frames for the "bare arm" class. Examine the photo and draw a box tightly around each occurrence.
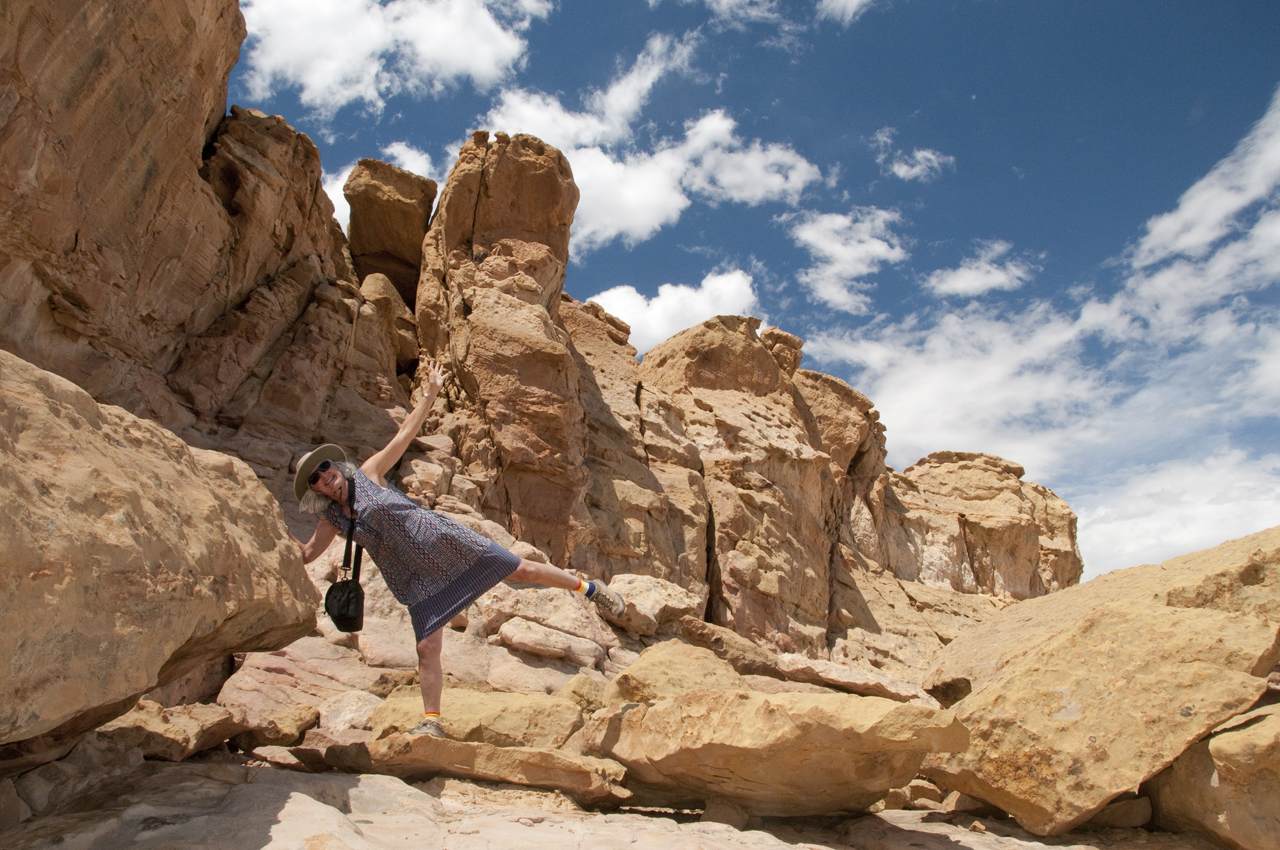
[291,519,339,564]
[362,360,447,486]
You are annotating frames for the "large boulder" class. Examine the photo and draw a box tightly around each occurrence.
[884,452,1082,597]
[0,350,319,775]
[921,527,1280,835]
[370,685,584,749]
[585,688,968,816]
[328,734,630,808]
[1147,703,1280,850]
[343,158,437,305]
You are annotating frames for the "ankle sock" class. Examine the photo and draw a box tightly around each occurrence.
[422,711,440,721]
[573,578,598,597]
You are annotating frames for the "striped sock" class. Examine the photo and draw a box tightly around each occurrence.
[573,578,596,597]
[423,711,440,721]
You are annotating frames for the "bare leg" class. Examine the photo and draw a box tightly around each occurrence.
[506,557,627,618]
[505,558,584,589]
[416,629,444,714]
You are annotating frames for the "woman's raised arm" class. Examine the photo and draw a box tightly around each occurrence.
[362,360,447,486]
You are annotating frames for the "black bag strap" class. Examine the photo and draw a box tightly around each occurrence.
[340,473,363,583]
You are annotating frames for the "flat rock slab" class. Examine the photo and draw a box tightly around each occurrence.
[925,603,1276,836]
[326,734,630,808]
[591,688,968,817]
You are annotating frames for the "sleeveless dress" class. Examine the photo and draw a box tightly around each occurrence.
[324,470,519,639]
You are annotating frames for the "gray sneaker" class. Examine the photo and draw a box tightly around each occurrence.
[589,581,626,619]
[408,718,448,739]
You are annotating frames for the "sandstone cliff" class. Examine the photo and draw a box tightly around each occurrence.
[4,3,1280,850]
[0,0,1083,755]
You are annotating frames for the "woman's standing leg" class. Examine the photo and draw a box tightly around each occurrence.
[416,629,444,713]
[408,629,447,738]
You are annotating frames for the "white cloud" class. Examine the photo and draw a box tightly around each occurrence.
[871,127,956,183]
[381,141,437,182]
[1131,84,1280,268]
[681,110,821,206]
[648,0,782,26]
[239,0,551,117]
[322,161,359,231]
[804,85,1280,580]
[485,32,698,149]
[481,36,819,254]
[815,0,879,27]
[785,207,907,313]
[806,302,1105,474]
[1073,449,1280,579]
[923,239,1037,297]
[588,268,761,354]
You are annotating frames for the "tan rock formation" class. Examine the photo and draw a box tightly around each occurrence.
[921,527,1280,836]
[586,688,968,816]
[1,0,357,434]
[640,316,845,653]
[217,637,415,746]
[0,350,318,776]
[95,701,248,762]
[344,159,436,305]
[371,685,584,749]
[884,452,1082,597]
[418,131,584,562]
[329,734,631,808]
[1148,703,1280,850]
[600,642,748,705]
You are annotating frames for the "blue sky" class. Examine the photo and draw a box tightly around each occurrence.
[231,0,1280,579]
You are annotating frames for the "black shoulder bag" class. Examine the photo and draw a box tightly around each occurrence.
[323,476,364,632]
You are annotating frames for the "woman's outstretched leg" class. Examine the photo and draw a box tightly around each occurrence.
[506,558,626,618]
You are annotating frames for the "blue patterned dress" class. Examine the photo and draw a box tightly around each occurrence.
[324,470,519,639]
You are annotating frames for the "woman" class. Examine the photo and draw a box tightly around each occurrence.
[290,361,626,739]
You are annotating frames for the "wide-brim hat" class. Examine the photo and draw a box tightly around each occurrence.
[293,444,347,501]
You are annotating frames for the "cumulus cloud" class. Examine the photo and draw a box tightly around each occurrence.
[922,239,1037,297]
[815,0,879,27]
[785,207,908,313]
[239,0,551,117]
[381,141,438,181]
[322,161,359,231]
[588,268,761,354]
[482,34,820,254]
[871,127,956,183]
[805,84,1280,578]
[1073,449,1280,579]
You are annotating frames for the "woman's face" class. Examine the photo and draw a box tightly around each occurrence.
[311,464,346,503]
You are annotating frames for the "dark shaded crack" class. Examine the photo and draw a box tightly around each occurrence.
[703,462,721,624]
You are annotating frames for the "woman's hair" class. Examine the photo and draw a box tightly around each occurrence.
[299,460,359,514]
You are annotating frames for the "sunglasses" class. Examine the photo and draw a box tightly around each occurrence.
[307,459,333,487]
